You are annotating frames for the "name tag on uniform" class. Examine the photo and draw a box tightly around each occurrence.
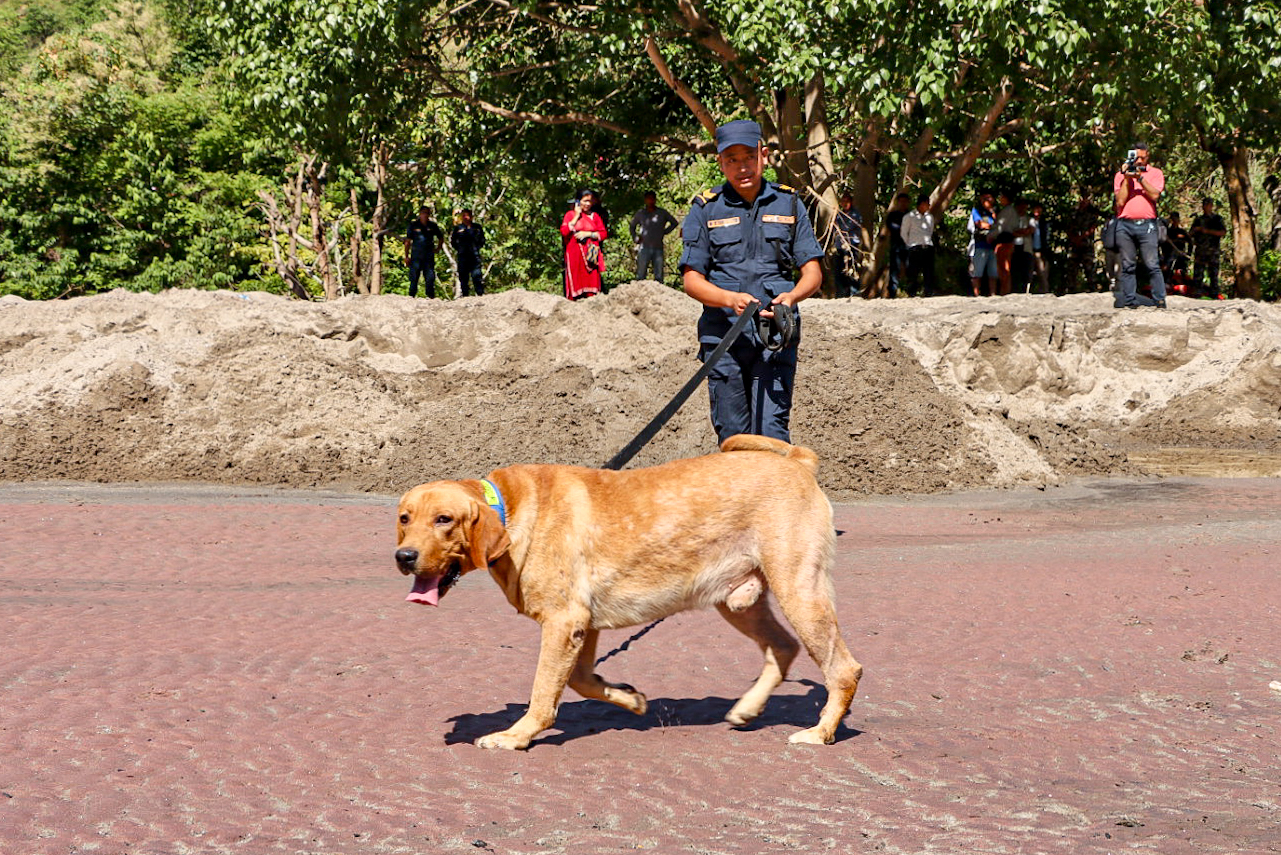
[762,214,796,224]
[708,217,741,228]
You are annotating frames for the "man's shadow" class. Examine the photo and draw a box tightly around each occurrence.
[444,678,863,748]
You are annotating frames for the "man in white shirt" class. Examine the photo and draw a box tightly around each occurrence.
[900,193,936,297]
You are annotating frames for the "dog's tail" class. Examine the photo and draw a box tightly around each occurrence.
[720,434,818,475]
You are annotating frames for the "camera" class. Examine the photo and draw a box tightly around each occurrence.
[1124,149,1146,173]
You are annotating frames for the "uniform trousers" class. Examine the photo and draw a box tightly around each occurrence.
[408,256,436,298]
[457,257,484,296]
[1193,252,1221,297]
[700,336,797,444]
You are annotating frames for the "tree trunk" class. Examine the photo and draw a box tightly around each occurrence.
[349,187,365,295]
[773,87,807,187]
[855,80,1012,298]
[256,159,312,300]
[803,74,841,296]
[848,117,883,276]
[366,141,391,295]
[304,157,337,300]
[1214,143,1260,299]
[928,79,1013,214]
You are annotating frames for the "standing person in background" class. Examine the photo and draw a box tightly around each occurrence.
[993,190,1020,295]
[629,191,678,282]
[561,189,607,300]
[1030,202,1051,294]
[1010,197,1036,293]
[403,206,443,298]
[679,119,823,443]
[1112,142,1167,308]
[1064,194,1103,294]
[833,193,862,298]
[900,193,936,297]
[450,210,486,297]
[1161,211,1193,292]
[969,191,998,296]
[1190,197,1227,299]
[883,192,911,297]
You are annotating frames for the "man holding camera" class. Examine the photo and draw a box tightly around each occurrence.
[1112,142,1167,308]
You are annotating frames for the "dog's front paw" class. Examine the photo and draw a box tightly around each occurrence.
[787,726,834,746]
[475,730,533,751]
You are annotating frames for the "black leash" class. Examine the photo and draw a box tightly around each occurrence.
[593,616,667,667]
[594,301,785,665]
[601,302,770,472]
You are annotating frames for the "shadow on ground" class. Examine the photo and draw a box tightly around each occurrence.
[444,678,863,748]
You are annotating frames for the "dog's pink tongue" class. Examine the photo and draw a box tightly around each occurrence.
[406,575,440,606]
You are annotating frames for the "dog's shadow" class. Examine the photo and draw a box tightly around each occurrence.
[444,678,862,748]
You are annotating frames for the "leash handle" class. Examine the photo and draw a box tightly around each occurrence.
[601,303,760,471]
[757,302,796,352]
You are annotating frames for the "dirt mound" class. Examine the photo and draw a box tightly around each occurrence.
[2,282,1279,499]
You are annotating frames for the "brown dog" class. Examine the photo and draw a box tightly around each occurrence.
[394,434,862,750]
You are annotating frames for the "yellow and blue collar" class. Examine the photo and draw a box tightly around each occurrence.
[481,478,507,526]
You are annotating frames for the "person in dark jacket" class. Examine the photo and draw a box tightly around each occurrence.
[403,206,443,298]
[450,209,486,297]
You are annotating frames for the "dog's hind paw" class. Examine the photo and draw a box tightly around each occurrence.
[606,683,648,715]
[475,730,532,751]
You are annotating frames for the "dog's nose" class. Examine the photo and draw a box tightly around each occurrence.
[395,547,419,569]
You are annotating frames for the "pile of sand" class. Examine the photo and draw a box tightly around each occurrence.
[2,281,1279,499]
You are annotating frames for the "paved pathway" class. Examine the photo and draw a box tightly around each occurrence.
[2,478,1279,854]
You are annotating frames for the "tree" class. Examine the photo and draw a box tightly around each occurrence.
[397,1,1140,294]
[0,0,282,298]
[210,0,436,297]
[1177,1,1281,300]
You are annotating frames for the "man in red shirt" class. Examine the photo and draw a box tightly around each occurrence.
[1112,142,1167,308]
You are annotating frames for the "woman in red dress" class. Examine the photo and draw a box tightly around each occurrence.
[560,190,607,299]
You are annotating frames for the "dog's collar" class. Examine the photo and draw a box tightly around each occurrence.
[481,478,507,526]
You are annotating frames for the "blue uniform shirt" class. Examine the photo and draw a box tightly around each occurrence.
[679,180,823,346]
[406,219,442,260]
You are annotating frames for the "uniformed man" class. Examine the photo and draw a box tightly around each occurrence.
[403,206,443,298]
[679,119,824,444]
[450,209,486,297]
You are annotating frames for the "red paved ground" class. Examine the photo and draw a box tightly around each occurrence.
[2,478,1279,855]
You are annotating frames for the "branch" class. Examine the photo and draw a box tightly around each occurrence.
[427,71,711,152]
[645,36,717,136]
[673,0,779,142]
[482,0,602,36]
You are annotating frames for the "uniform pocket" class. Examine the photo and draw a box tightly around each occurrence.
[709,224,745,263]
[763,222,793,265]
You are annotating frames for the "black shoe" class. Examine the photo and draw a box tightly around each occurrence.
[1154,300,1167,309]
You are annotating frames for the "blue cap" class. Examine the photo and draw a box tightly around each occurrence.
[715,120,762,153]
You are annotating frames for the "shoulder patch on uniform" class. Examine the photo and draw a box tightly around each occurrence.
[691,188,720,206]
[776,184,796,194]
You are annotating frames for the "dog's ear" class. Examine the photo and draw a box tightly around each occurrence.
[465,499,511,571]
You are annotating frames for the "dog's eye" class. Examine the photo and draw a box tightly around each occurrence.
[398,513,410,525]
[435,514,453,525]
